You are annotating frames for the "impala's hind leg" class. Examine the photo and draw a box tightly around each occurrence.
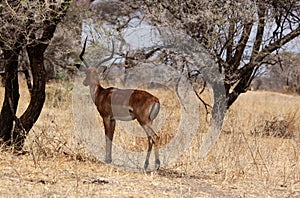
[142,125,160,170]
[103,117,116,164]
[148,125,160,170]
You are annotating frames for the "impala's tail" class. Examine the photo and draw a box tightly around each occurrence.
[149,102,160,121]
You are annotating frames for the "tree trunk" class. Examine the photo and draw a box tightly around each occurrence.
[0,49,20,145]
[226,66,254,108]
[199,80,227,157]
[12,44,47,151]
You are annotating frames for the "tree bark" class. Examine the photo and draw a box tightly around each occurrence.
[199,81,227,157]
[11,43,47,151]
[0,49,20,145]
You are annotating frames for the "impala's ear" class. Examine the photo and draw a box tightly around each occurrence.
[75,63,87,72]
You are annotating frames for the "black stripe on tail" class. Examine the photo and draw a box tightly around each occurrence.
[149,102,160,121]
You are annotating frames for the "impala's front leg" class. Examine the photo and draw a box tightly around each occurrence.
[144,136,153,170]
[103,117,115,164]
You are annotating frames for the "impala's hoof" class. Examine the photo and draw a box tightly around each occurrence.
[144,160,149,170]
[155,159,160,170]
[105,159,112,164]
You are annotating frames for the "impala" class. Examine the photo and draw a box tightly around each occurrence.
[77,37,161,170]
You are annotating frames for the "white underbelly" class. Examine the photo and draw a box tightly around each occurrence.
[112,115,135,121]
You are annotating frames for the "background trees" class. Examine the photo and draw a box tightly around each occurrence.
[251,52,300,93]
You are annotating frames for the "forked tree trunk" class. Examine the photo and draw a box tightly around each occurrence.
[11,43,47,151]
[0,1,71,151]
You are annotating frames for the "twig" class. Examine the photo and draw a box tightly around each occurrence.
[192,85,212,122]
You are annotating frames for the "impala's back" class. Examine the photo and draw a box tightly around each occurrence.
[94,87,160,125]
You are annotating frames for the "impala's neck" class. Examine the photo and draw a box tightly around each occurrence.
[84,68,104,103]
[89,81,104,104]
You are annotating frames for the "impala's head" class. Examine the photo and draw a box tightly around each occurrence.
[81,67,99,86]
[77,36,114,87]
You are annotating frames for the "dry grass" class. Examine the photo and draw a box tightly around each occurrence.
[0,77,300,197]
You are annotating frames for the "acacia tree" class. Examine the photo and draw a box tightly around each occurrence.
[140,0,300,155]
[143,0,300,107]
[0,0,71,151]
[87,0,300,105]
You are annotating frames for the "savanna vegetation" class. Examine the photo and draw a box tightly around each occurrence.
[1,0,300,197]
[0,78,300,197]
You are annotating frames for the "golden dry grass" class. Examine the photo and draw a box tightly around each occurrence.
[0,77,300,197]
